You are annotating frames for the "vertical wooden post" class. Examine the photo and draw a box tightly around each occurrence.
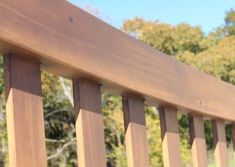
[212,120,228,167]
[122,94,149,167]
[73,79,106,167]
[188,114,207,167]
[159,106,181,167]
[3,53,47,167]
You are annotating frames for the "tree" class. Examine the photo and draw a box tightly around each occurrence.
[213,8,235,38]
[0,56,8,166]
[122,17,217,56]
[177,36,235,84]
[224,9,235,36]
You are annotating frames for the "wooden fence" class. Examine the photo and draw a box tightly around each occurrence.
[1,0,235,167]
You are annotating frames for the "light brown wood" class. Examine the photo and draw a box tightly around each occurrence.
[73,78,106,167]
[212,120,228,167]
[188,114,207,167]
[159,106,181,167]
[232,124,235,162]
[3,53,47,167]
[122,94,149,167]
[0,0,234,121]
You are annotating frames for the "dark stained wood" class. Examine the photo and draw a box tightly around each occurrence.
[73,78,106,167]
[159,106,181,167]
[188,114,207,167]
[212,120,228,167]
[3,53,47,167]
[122,94,149,167]
[0,0,235,121]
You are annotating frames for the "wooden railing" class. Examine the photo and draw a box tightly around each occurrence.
[1,0,235,167]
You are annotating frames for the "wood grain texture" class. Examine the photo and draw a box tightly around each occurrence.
[188,114,207,167]
[122,94,149,167]
[212,120,228,167]
[3,53,47,167]
[0,0,234,121]
[159,106,181,167]
[73,79,106,167]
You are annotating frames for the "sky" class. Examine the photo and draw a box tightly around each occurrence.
[69,0,235,34]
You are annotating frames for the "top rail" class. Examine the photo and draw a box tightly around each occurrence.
[0,0,235,121]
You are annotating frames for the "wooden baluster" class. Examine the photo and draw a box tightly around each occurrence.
[232,124,235,163]
[188,114,207,167]
[3,53,47,167]
[159,106,181,167]
[212,120,228,167]
[73,79,106,167]
[122,94,149,167]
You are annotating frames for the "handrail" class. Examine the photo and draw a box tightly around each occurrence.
[0,0,235,122]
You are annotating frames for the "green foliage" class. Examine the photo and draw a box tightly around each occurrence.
[178,114,191,166]
[224,9,235,36]
[102,93,126,167]
[177,36,235,84]
[145,106,163,166]
[42,73,77,167]
[122,17,217,56]
[0,54,4,94]
[0,56,8,166]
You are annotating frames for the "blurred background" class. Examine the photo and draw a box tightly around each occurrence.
[1,0,235,166]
